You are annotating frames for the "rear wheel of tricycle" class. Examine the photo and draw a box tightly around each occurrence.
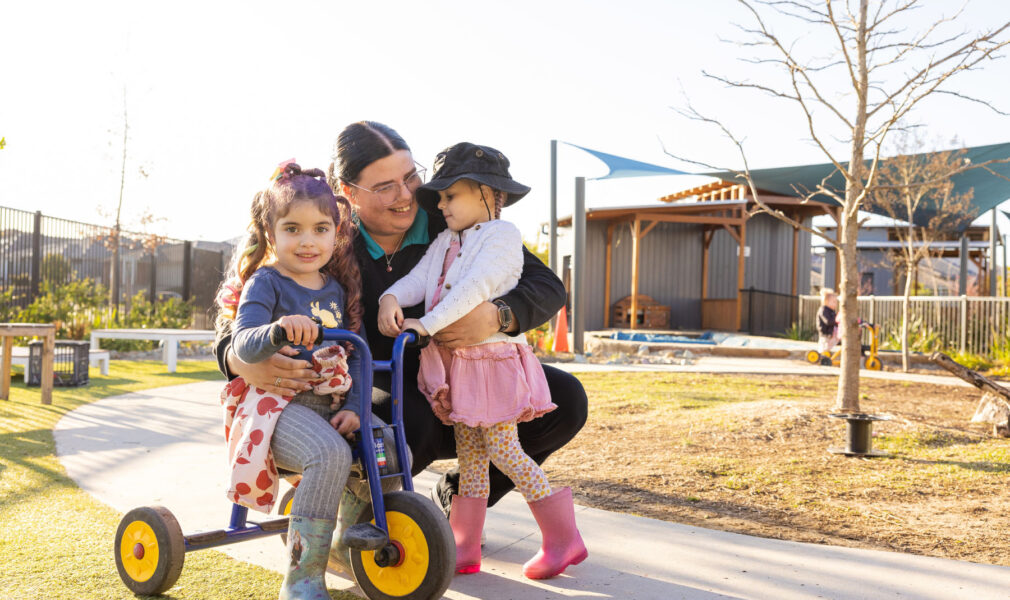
[864,356,882,371]
[275,486,297,545]
[114,505,185,595]
[806,350,822,364]
[349,491,455,600]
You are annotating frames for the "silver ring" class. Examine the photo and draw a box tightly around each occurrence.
[274,377,282,386]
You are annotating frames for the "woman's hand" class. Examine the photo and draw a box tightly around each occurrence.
[277,315,320,350]
[227,347,315,397]
[330,410,360,439]
[377,295,404,337]
[433,301,500,349]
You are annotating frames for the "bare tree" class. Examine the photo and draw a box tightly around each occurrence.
[669,0,1010,412]
[109,86,128,318]
[97,86,153,321]
[866,132,975,371]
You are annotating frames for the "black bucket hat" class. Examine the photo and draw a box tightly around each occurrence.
[415,142,531,214]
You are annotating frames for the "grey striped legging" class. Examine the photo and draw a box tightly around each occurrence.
[270,397,407,520]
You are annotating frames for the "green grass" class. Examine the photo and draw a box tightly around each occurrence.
[0,361,357,599]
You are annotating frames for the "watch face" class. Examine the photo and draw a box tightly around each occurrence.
[497,304,512,329]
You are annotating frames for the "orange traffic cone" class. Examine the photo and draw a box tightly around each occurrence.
[553,305,569,353]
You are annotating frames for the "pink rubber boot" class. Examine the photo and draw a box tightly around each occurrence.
[523,487,588,579]
[449,495,487,574]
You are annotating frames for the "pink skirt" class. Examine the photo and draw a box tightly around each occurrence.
[418,341,556,428]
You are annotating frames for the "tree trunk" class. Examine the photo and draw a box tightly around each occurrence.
[902,266,912,372]
[110,87,128,322]
[836,0,870,414]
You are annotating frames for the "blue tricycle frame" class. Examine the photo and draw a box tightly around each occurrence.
[114,329,455,600]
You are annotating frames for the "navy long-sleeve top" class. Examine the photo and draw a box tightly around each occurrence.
[233,266,362,416]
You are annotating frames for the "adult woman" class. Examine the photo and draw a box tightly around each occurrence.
[215,121,587,522]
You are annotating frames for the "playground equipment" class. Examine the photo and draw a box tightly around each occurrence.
[113,328,455,600]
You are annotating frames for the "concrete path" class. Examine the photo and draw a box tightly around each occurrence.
[55,380,1010,600]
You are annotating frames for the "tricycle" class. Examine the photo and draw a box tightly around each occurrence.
[113,328,455,600]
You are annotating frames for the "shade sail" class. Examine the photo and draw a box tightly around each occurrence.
[567,140,1010,230]
[565,143,692,179]
[705,142,1010,229]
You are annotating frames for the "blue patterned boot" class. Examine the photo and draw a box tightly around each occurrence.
[279,515,335,600]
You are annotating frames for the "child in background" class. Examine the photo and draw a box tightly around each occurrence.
[377,143,587,579]
[817,287,840,357]
[217,161,369,599]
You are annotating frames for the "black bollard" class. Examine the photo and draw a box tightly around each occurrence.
[828,413,890,457]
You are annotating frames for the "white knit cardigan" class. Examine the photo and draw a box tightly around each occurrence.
[381,219,527,346]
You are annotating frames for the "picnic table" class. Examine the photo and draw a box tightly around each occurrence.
[1,323,55,405]
[89,329,217,373]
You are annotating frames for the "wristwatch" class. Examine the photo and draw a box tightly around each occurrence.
[492,299,514,333]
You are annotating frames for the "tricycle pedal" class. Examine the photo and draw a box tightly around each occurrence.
[257,517,290,532]
[342,522,388,551]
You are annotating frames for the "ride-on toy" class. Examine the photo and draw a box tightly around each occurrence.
[114,329,455,600]
[806,320,882,370]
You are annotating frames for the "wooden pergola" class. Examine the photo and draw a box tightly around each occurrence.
[561,181,839,331]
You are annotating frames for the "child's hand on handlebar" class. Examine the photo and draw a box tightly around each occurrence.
[400,318,429,337]
[377,294,404,337]
[329,409,360,439]
[276,315,320,350]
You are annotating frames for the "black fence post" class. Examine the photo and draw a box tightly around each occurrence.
[182,240,192,301]
[149,249,157,304]
[748,286,756,334]
[29,211,42,303]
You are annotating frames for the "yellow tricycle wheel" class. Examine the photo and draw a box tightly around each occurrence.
[864,356,883,371]
[806,350,822,364]
[275,486,296,545]
[114,506,185,595]
[350,491,454,600]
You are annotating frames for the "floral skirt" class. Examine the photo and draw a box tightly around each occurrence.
[418,341,556,428]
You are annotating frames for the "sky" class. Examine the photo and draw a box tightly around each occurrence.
[2,0,1010,246]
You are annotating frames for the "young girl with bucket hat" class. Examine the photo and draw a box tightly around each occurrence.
[377,142,588,579]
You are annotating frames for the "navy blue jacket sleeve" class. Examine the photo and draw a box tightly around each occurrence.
[233,275,285,364]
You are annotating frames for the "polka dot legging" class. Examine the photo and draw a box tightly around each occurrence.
[454,421,551,502]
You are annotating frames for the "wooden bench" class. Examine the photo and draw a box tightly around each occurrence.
[1,323,55,404]
[9,346,112,377]
[90,329,216,373]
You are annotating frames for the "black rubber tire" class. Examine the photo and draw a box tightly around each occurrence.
[114,505,185,596]
[349,491,455,600]
[806,350,822,364]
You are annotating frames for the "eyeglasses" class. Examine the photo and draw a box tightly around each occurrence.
[345,164,427,207]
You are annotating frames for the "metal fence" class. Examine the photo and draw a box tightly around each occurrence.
[0,206,229,328]
[799,294,1010,358]
[740,287,799,336]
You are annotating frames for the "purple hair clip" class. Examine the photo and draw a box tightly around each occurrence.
[269,158,297,182]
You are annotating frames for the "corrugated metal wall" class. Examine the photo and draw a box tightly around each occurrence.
[709,214,812,298]
[579,213,811,330]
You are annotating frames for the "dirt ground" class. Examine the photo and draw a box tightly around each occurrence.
[444,372,1010,567]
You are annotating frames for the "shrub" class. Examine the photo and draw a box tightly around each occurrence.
[782,321,815,341]
[881,314,947,354]
[100,291,194,351]
[18,279,107,340]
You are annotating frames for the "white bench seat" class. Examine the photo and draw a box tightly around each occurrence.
[10,346,111,377]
